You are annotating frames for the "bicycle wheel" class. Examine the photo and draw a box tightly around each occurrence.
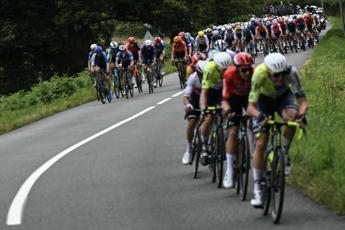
[178,70,184,89]
[262,150,272,216]
[147,71,154,94]
[271,148,285,224]
[128,75,134,98]
[209,133,217,183]
[193,129,202,179]
[96,74,106,104]
[215,127,225,189]
[158,73,163,87]
[239,135,250,201]
[135,74,143,93]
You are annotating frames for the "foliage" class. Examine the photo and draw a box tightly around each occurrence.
[289,17,345,215]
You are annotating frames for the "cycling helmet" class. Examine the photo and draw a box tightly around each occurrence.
[154,36,162,44]
[178,32,186,38]
[196,60,207,73]
[288,18,293,23]
[90,44,97,51]
[225,49,236,60]
[213,52,232,70]
[233,52,254,67]
[110,41,118,49]
[185,32,191,39]
[264,53,287,74]
[173,36,182,43]
[213,39,227,52]
[128,37,135,44]
[144,40,153,46]
[212,30,219,35]
[118,44,126,51]
[198,31,205,37]
[235,25,241,30]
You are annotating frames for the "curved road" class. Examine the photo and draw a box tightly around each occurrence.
[1,29,345,229]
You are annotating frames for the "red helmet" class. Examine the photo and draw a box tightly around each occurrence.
[178,32,186,38]
[233,52,254,67]
[128,37,135,44]
[154,36,162,44]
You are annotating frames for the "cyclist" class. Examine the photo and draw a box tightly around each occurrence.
[208,39,227,60]
[296,15,307,50]
[242,25,255,53]
[305,13,316,45]
[154,36,166,79]
[224,26,235,49]
[182,60,208,164]
[91,46,112,97]
[88,44,98,75]
[255,22,269,51]
[141,40,157,87]
[186,32,195,54]
[179,32,192,58]
[126,37,141,78]
[115,44,134,90]
[222,52,254,188]
[106,41,120,97]
[247,53,308,207]
[234,25,243,52]
[271,21,283,52]
[200,52,233,166]
[211,30,222,49]
[171,35,188,82]
[195,31,209,53]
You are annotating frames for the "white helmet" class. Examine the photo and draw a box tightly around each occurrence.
[110,41,118,48]
[225,49,236,60]
[90,43,97,51]
[144,40,152,46]
[212,30,219,36]
[196,60,208,73]
[118,44,126,51]
[264,53,287,73]
[213,39,227,52]
[213,52,232,70]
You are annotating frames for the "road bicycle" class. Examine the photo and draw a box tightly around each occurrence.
[95,70,112,104]
[206,106,225,189]
[258,120,303,224]
[174,58,187,89]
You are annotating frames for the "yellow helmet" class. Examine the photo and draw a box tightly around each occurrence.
[235,25,241,30]
[198,31,205,36]
[173,35,182,43]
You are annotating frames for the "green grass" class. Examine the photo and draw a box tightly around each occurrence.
[289,17,345,215]
[0,72,95,134]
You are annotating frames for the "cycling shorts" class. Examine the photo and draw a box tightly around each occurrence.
[174,51,185,60]
[252,90,298,133]
[206,88,222,108]
[226,95,248,127]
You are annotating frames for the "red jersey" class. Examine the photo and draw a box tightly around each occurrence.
[173,41,187,53]
[222,66,252,99]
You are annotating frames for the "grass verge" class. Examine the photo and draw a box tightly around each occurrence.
[289,17,345,215]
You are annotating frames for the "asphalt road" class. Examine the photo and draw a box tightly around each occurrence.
[1,29,345,230]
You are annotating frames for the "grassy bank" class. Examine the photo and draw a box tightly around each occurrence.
[289,17,345,215]
[0,72,95,134]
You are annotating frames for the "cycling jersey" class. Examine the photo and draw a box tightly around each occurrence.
[202,61,222,90]
[249,63,305,103]
[207,49,219,60]
[223,66,252,99]
[224,30,235,44]
[116,51,134,68]
[235,29,242,40]
[211,34,222,45]
[126,43,140,61]
[173,41,187,53]
[184,72,202,97]
[287,22,296,33]
[279,22,287,33]
[141,45,156,63]
[195,35,209,51]
[88,51,95,61]
[154,43,165,58]
[256,26,268,37]
[107,47,119,64]
[91,51,108,70]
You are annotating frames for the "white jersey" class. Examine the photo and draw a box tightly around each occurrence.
[184,72,201,97]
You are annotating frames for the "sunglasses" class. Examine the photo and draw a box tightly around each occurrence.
[271,71,287,78]
[239,67,252,73]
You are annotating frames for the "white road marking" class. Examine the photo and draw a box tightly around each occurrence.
[156,98,172,105]
[171,91,183,97]
[6,105,156,226]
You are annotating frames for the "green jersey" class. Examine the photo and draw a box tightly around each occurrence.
[202,61,222,90]
[249,63,305,103]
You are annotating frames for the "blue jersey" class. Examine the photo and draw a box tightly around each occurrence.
[116,51,133,68]
[91,51,108,69]
[141,45,156,61]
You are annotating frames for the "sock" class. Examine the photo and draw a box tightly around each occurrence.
[253,169,263,192]
[226,153,234,176]
[283,137,292,154]
[186,141,192,153]
[247,128,255,156]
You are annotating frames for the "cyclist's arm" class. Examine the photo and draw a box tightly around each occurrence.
[184,44,188,59]
[90,53,96,72]
[171,45,175,60]
[297,96,308,117]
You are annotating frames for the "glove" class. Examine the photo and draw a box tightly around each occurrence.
[297,114,307,126]
[258,113,267,123]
